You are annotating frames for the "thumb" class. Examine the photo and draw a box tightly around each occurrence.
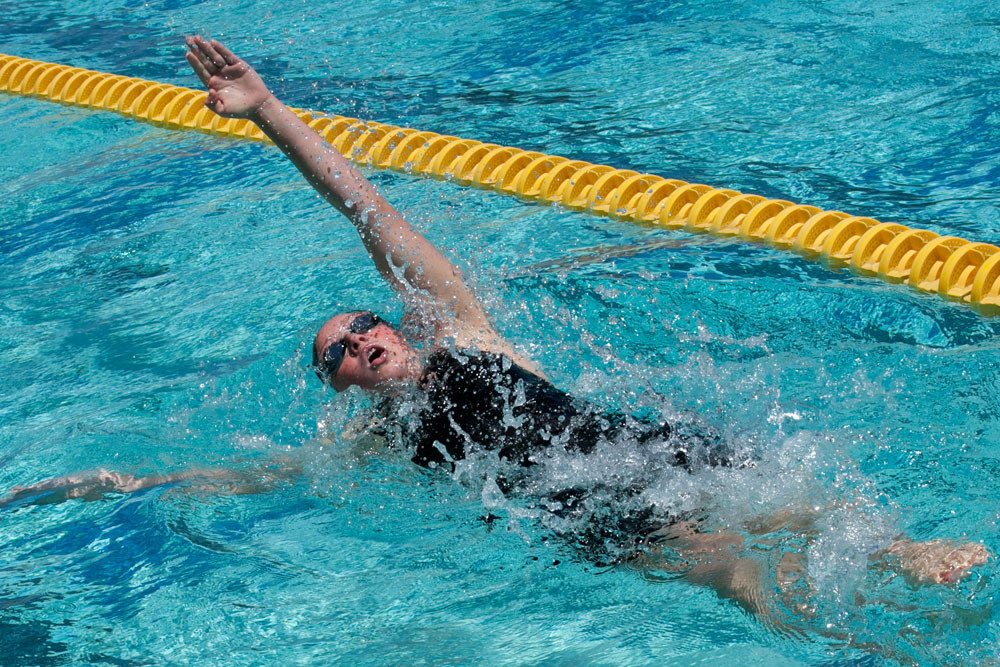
[205,90,221,113]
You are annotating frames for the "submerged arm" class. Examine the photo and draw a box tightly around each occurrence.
[0,466,295,508]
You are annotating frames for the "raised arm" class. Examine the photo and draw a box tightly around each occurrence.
[184,37,503,347]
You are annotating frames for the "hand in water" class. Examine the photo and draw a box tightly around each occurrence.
[185,36,272,119]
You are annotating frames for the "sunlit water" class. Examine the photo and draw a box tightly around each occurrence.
[2,1,1000,664]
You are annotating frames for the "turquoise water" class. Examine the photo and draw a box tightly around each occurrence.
[3,0,1000,664]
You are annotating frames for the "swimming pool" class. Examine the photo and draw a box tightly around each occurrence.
[3,0,1000,664]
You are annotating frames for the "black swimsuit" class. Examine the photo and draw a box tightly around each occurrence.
[407,348,727,471]
[398,348,732,563]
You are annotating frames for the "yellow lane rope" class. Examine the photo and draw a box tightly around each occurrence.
[3,53,999,313]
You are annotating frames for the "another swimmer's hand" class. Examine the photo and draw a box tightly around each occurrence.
[185,35,273,120]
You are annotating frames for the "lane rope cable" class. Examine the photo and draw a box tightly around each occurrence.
[3,53,1000,313]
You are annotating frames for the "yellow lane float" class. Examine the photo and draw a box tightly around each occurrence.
[3,53,998,313]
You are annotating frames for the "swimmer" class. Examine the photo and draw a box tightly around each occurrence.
[183,35,710,473]
[2,36,984,641]
[178,35,990,623]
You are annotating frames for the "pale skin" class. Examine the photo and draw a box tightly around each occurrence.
[1,37,986,639]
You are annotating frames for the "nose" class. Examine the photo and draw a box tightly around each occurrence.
[343,331,369,352]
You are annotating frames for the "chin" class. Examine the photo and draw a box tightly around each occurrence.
[376,365,409,386]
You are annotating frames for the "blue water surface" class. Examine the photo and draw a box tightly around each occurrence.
[2,1,1000,665]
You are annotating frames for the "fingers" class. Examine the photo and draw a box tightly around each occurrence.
[185,36,216,80]
[185,35,224,74]
[185,50,211,86]
[205,90,222,114]
[196,35,227,69]
[211,40,239,66]
[185,35,225,111]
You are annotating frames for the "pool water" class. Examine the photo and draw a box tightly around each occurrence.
[3,0,1000,664]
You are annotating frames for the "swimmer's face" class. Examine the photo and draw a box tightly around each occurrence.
[313,312,419,392]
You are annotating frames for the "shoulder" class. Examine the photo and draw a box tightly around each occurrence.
[430,319,548,381]
[422,347,544,389]
[422,347,506,383]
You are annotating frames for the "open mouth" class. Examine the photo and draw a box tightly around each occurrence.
[366,345,386,367]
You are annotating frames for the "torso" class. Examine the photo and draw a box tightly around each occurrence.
[403,348,705,471]
[391,347,734,564]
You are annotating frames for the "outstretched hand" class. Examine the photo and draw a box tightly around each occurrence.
[185,35,272,119]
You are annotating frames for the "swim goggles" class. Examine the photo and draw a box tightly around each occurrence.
[316,312,382,382]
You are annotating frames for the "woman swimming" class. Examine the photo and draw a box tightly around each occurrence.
[4,35,985,640]
[184,36,721,467]
[179,35,991,617]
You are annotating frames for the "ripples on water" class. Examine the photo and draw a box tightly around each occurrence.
[3,0,1000,664]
